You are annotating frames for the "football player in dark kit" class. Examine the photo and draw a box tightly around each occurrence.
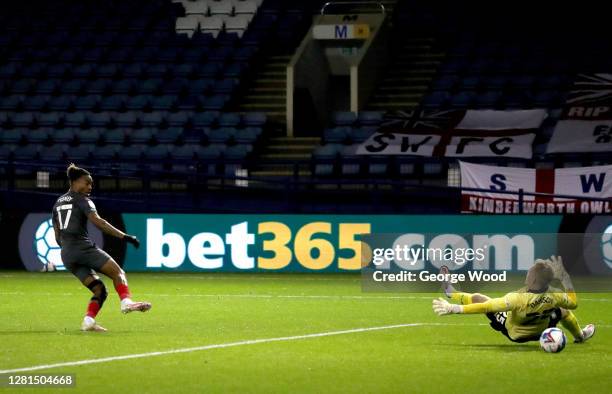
[52,163,151,332]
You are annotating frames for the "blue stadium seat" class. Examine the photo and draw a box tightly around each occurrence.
[242,112,266,126]
[313,144,342,176]
[23,95,49,111]
[123,64,145,79]
[12,112,36,127]
[67,144,92,162]
[101,95,127,111]
[145,145,170,161]
[0,95,24,110]
[218,112,241,127]
[171,145,196,161]
[351,127,377,143]
[11,79,36,94]
[151,95,176,110]
[332,111,357,126]
[188,79,215,95]
[89,112,113,127]
[0,145,14,160]
[126,95,151,111]
[14,144,41,161]
[213,78,238,94]
[223,62,247,77]
[36,79,60,94]
[234,127,261,144]
[48,95,75,111]
[201,95,229,110]
[113,79,137,94]
[167,112,191,127]
[72,64,95,79]
[52,129,75,144]
[64,112,86,128]
[116,112,139,128]
[324,127,349,144]
[74,95,101,111]
[130,128,154,144]
[173,64,194,78]
[162,79,186,94]
[38,112,63,127]
[460,76,480,90]
[141,112,166,127]
[76,129,100,145]
[0,129,22,144]
[87,79,111,95]
[118,145,145,161]
[92,145,118,161]
[196,62,222,78]
[207,127,235,143]
[96,64,120,78]
[357,111,384,126]
[62,79,85,94]
[28,128,50,144]
[157,127,182,144]
[146,64,169,78]
[40,144,68,162]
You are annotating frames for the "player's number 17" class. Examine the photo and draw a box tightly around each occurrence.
[56,204,73,230]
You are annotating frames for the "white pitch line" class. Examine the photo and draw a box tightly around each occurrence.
[0,322,444,374]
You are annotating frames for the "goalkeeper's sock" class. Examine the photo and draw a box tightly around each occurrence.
[561,311,583,341]
[114,283,132,301]
[449,292,474,305]
[86,301,101,318]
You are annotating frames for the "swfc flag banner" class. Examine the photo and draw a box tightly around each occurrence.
[547,73,612,154]
[357,109,546,159]
[459,161,612,214]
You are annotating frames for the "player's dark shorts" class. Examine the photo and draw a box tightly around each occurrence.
[486,309,563,343]
[61,239,111,282]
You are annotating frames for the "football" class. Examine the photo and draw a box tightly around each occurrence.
[540,327,567,353]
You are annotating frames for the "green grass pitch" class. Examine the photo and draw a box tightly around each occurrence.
[1,271,611,393]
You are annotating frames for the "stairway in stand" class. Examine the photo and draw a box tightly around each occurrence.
[249,136,320,179]
[367,36,443,112]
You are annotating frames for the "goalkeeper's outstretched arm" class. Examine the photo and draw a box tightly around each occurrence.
[433,296,512,316]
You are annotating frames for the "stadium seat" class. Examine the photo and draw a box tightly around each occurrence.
[28,128,50,144]
[116,112,139,128]
[324,127,349,144]
[37,112,62,127]
[76,129,101,145]
[234,127,261,143]
[157,127,183,144]
[235,0,258,15]
[12,112,36,127]
[0,129,23,144]
[141,112,166,127]
[39,144,68,162]
[167,112,191,127]
[130,128,154,144]
[74,95,101,111]
[48,95,74,111]
[67,144,92,162]
[14,144,41,161]
[199,15,224,37]
[52,129,75,144]
[91,145,118,161]
[242,112,266,126]
[332,111,357,126]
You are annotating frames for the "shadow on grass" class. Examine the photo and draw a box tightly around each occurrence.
[440,343,537,352]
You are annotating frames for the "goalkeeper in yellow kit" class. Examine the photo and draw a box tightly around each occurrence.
[432,256,595,343]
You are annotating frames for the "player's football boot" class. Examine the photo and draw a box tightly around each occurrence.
[439,265,455,298]
[120,299,152,314]
[574,323,595,343]
[81,317,107,332]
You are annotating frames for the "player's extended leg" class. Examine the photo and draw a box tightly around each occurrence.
[439,266,491,304]
[98,258,151,314]
[559,308,595,343]
[81,274,108,332]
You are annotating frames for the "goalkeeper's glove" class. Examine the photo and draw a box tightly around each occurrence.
[432,297,463,316]
[544,255,568,281]
[123,234,140,249]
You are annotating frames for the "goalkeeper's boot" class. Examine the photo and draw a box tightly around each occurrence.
[81,316,107,332]
[120,298,152,314]
[439,265,455,298]
[574,324,595,343]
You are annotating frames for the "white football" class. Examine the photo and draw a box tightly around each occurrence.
[540,327,566,353]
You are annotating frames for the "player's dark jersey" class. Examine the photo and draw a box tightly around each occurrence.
[52,191,97,243]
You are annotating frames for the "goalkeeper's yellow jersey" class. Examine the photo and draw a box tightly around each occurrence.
[462,287,577,340]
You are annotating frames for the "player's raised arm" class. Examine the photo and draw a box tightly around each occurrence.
[545,255,577,309]
[433,295,513,315]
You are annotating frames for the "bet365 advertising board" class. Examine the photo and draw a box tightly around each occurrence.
[15,213,612,276]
